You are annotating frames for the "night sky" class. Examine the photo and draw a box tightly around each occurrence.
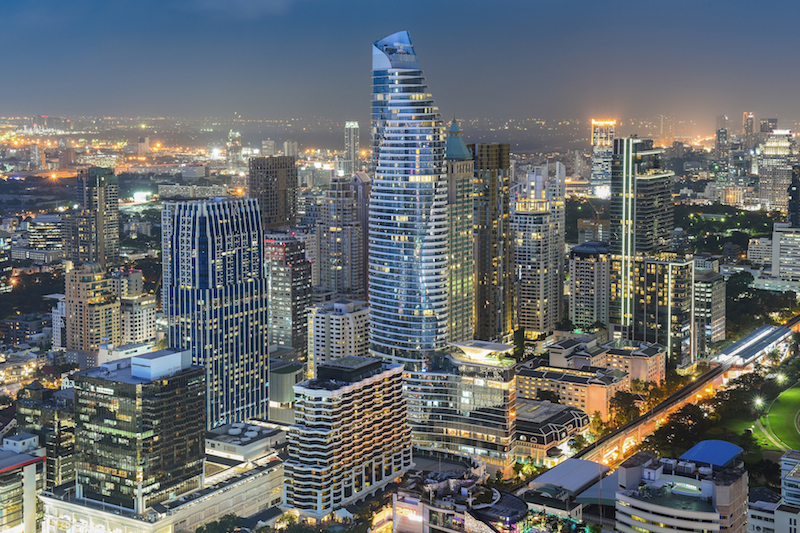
[3,0,799,130]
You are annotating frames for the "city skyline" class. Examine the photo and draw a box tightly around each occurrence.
[4,1,800,131]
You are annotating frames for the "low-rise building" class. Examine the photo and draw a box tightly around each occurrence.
[547,338,666,385]
[747,238,773,265]
[514,399,589,467]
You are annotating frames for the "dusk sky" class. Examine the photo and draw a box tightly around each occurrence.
[4,0,799,129]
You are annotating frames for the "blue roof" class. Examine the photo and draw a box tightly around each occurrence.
[445,120,472,161]
[679,440,743,468]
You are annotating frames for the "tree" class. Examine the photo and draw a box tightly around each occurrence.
[609,391,640,427]
[276,513,297,530]
[569,434,588,454]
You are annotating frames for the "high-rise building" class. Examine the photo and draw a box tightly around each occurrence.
[512,162,565,339]
[715,128,729,161]
[471,142,514,343]
[369,30,448,370]
[65,263,121,367]
[694,269,726,355]
[569,241,611,331]
[350,172,371,295]
[108,268,145,298]
[265,233,312,361]
[743,111,755,137]
[63,167,120,268]
[27,214,62,250]
[591,119,616,198]
[344,121,359,175]
[316,175,364,296]
[0,433,45,533]
[227,130,243,170]
[261,139,276,157]
[760,118,778,133]
[284,356,412,520]
[162,198,270,428]
[445,120,475,343]
[283,140,299,158]
[789,166,800,228]
[248,156,298,230]
[74,350,205,514]
[308,300,369,377]
[120,293,157,345]
[757,129,796,211]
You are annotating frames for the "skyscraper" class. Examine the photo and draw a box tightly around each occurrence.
[743,111,755,148]
[591,119,616,198]
[569,241,610,330]
[65,263,121,368]
[162,198,269,429]
[344,121,359,175]
[63,167,120,268]
[445,120,475,343]
[265,233,312,361]
[316,175,364,296]
[248,156,298,230]
[74,350,205,513]
[308,300,369,376]
[757,130,796,211]
[788,166,800,227]
[470,142,514,343]
[369,30,448,370]
[350,171,371,295]
[513,162,565,339]
[227,130,243,170]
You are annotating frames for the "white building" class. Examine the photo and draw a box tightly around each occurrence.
[120,293,157,345]
[308,300,369,377]
[569,241,610,330]
[772,223,800,283]
[747,238,773,265]
[284,356,412,520]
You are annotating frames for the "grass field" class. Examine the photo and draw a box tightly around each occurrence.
[767,385,800,450]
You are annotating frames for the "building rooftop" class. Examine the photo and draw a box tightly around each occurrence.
[679,440,743,469]
[0,449,43,472]
[530,458,609,496]
[620,483,716,515]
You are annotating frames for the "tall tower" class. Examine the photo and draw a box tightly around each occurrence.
[264,234,312,361]
[470,142,514,343]
[248,156,298,230]
[344,121,360,175]
[591,119,616,198]
[445,120,475,343]
[757,130,796,211]
[162,198,269,429]
[63,167,120,268]
[369,31,448,371]
[316,175,364,296]
[227,130,243,170]
[513,162,565,339]
[789,166,800,228]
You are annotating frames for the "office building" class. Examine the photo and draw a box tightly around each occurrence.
[471,142,514,343]
[73,351,204,513]
[716,128,729,161]
[616,443,748,533]
[316,175,364,296]
[0,433,45,533]
[268,360,304,424]
[265,233,312,361]
[350,171,371,295]
[308,300,369,377]
[26,214,62,251]
[694,270,726,355]
[743,112,755,147]
[369,31,449,369]
[227,130,243,170]
[513,162,565,340]
[747,237,773,265]
[569,241,610,331]
[283,140,299,157]
[284,356,412,520]
[120,293,156,345]
[790,166,800,227]
[108,268,145,298]
[590,119,616,198]
[65,263,121,367]
[63,167,120,268]
[16,383,74,490]
[577,218,610,244]
[163,198,270,428]
[261,138,276,157]
[344,121,359,175]
[248,156,298,230]
[757,130,796,211]
[445,120,475,343]
[761,117,778,134]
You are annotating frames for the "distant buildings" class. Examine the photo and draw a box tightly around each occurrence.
[590,119,615,198]
[227,130,243,170]
[757,130,796,211]
[284,356,412,520]
[63,167,120,268]
[163,198,270,428]
[344,121,359,175]
[248,156,298,230]
[577,218,610,245]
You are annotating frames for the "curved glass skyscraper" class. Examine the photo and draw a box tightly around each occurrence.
[369,31,447,371]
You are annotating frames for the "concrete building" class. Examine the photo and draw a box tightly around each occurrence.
[344,121,359,175]
[316,175,364,296]
[694,270,727,355]
[248,156,298,230]
[772,222,800,283]
[757,130,796,211]
[120,293,156,345]
[349,172,371,295]
[516,360,627,421]
[284,356,412,520]
[747,238,773,265]
[65,263,121,367]
[577,218,610,245]
[616,442,748,533]
[569,241,610,331]
[515,400,590,467]
[590,119,616,198]
[308,300,369,377]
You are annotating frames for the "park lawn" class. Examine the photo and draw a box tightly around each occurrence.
[705,416,776,452]
[768,386,800,450]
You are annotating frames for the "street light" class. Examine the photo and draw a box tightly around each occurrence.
[755,397,763,407]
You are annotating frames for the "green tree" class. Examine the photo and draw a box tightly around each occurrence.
[569,434,588,454]
[609,391,640,427]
